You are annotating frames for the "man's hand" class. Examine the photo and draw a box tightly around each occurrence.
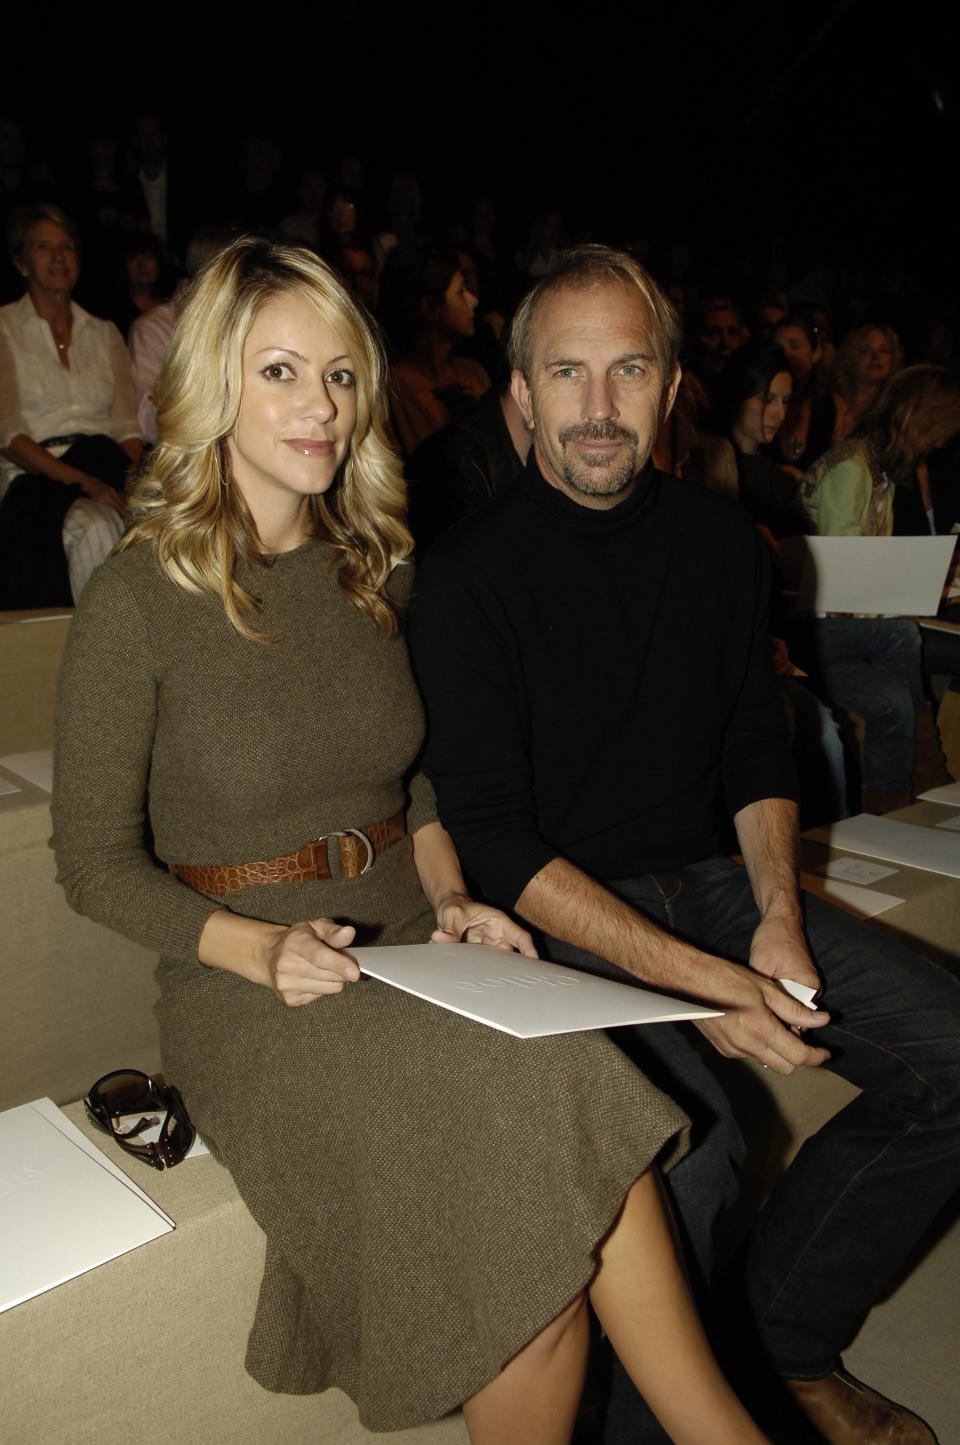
[749,911,823,997]
[695,955,830,1075]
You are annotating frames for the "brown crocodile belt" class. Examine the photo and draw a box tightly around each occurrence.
[169,812,405,896]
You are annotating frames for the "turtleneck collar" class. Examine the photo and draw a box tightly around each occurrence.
[522,449,661,535]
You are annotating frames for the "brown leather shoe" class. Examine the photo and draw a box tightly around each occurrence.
[785,1367,938,1443]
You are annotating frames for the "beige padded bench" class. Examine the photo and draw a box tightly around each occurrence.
[2,1104,469,1445]
[3,609,958,1441]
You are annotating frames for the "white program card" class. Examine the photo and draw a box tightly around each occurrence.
[779,979,818,1009]
[916,782,960,807]
[0,749,53,794]
[0,1099,173,1313]
[793,535,955,615]
[800,871,905,919]
[353,943,722,1039]
[803,814,960,880]
[817,857,899,886]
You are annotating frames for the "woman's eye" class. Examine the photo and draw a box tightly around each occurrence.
[327,368,355,388]
[262,362,294,381]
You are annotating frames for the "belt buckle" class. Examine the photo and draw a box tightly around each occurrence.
[329,827,375,876]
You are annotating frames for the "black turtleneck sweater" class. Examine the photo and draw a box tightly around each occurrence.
[408,456,795,910]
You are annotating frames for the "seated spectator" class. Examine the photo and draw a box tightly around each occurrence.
[831,322,903,442]
[128,227,234,444]
[333,234,379,315]
[751,295,788,342]
[0,204,141,607]
[772,311,837,474]
[379,247,490,457]
[798,365,960,809]
[682,294,749,416]
[277,167,327,247]
[104,230,172,338]
[707,346,843,822]
[405,382,530,552]
[802,365,960,537]
[711,343,812,537]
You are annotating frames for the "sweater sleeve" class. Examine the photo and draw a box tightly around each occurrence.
[809,456,872,536]
[51,563,221,965]
[720,534,798,816]
[408,551,557,909]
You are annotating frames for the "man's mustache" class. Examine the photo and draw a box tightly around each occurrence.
[559,422,639,447]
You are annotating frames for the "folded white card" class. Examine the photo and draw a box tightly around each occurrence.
[354,943,723,1038]
[803,814,960,880]
[793,536,954,615]
[817,857,899,885]
[800,870,905,919]
[916,782,960,807]
[0,1098,173,1314]
[0,749,53,794]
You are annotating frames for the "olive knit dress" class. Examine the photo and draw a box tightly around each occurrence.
[52,538,689,1432]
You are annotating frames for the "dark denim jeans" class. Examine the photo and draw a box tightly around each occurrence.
[811,617,927,791]
[545,856,960,1442]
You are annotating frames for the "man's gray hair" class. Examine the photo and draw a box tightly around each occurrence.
[508,244,681,381]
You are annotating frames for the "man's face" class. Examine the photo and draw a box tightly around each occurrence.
[511,281,679,510]
[698,306,747,374]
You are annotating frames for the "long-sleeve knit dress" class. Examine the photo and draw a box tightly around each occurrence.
[52,537,688,1432]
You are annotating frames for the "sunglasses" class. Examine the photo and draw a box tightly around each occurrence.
[84,1069,195,1171]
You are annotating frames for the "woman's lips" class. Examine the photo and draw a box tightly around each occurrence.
[284,438,334,456]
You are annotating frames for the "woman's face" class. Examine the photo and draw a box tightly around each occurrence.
[227,293,358,525]
[854,328,893,386]
[436,270,478,339]
[20,220,78,295]
[774,324,818,382]
[127,250,160,287]
[738,371,793,447]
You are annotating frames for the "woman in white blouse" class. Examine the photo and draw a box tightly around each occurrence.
[0,204,142,606]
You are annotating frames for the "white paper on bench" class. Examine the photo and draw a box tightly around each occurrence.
[0,749,53,794]
[799,870,904,919]
[353,943,723,1038]
[0,1098,173,1314]
[803,814,960,880]
[916,782,960,807]
[0,775,20,796]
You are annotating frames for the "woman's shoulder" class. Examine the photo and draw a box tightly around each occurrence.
[79,539,181,623]
[804,439,867,487]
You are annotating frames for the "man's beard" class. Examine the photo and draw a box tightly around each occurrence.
[558,420,641,498]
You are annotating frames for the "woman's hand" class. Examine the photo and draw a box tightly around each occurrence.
[76,472,127,513]
[431,893,538,957]
[262,919,360,1006]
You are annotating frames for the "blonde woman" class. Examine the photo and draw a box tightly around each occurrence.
[52,239,767,1445]
[831,322,903,443]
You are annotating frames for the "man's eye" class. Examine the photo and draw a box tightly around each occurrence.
[554,367,577,379]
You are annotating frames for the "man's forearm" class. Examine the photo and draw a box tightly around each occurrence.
[515,850,831,1071]
[733,796,802,921]
[515,856,726,1002]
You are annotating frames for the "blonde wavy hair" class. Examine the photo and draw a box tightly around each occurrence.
[120,237,412,638]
